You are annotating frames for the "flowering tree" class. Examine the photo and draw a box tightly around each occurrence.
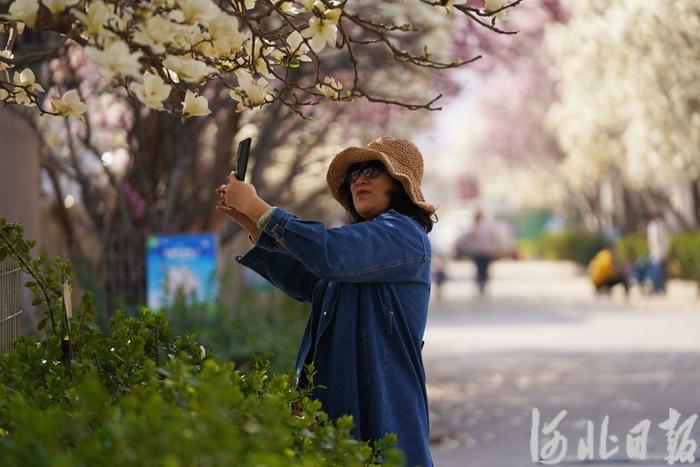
[546,0,700,231]
[438,0,566,210]
[1,0,523,308]
[1,0,520,117]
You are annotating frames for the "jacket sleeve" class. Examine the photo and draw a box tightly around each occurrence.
[234,236,321,303]
[255,207,429,283]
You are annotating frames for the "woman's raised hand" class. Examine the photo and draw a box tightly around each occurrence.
[220,171,259,218]
[215,172,263,242]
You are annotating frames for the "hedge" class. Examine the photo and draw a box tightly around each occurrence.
[670,231,700,283]
[0,218,403,466]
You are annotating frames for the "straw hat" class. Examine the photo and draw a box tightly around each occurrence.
[326,136,437,215]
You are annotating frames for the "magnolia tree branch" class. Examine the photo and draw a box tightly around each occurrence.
[0,0,519,118]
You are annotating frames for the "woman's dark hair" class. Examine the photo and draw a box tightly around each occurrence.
[338,163,437,233]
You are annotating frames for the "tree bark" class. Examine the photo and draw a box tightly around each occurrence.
[691,178,700,229]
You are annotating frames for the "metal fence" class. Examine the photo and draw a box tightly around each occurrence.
[104,233,146,312]
[0,257,23,353]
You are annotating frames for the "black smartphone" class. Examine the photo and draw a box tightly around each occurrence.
[235,137,252,181]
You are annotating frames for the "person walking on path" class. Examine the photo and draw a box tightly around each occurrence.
[216,136,438,467]
[431,252,448,303]
[463,210,499,296]
[646,213,670,295]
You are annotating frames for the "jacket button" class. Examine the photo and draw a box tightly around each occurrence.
[323,312,327,315]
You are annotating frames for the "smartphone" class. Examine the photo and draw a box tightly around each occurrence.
[236,137,252,181]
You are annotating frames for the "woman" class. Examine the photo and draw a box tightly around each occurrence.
[216,136,437,467]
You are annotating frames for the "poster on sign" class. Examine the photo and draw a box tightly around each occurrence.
[146,234,217,311]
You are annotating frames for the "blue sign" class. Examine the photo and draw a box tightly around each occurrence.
[146,233,217,311]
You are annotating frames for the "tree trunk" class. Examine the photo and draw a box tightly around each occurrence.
[691,178,700,229]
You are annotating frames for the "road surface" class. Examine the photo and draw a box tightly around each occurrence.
[425,260,700,467]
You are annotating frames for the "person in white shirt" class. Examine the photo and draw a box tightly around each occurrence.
[646,214,670,294]
[466,210,499,296]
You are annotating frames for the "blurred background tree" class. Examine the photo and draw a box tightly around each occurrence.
[546,0,700,233]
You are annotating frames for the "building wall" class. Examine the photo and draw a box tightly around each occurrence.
[0,107,41,244]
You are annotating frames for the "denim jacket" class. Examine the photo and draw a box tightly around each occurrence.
[235,207,433,467]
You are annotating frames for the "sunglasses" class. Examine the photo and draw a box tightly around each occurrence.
[346,160,386,184]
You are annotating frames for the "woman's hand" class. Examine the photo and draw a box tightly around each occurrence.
[215,186,262,243]
[215,198,250,226]
[220,171,273,224]
[215,172,271,243]
[222,172,259,218]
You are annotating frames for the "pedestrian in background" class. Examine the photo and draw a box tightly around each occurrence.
[431,252,448,303]
[646,213,670,295]
[463,210,499,296]
[588,242,631,296]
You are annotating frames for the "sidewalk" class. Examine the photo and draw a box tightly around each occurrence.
[425,260,700,467]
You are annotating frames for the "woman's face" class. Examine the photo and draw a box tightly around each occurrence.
[347,161,396,220]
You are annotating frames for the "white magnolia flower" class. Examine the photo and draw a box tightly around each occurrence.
[245,41,274,79]
[171,22,208,50]
[0,89,9,101]
[323,8,341,24]
[14,68,45,93]
[162,55,216,83]
[484,0,508,19]
[4,0,40,27]
[0,50,14,72]
[198,15,247,57]
[244,0,256,10]
[163,67,180,83]
[286,30,312,62]
[110,7,134,32]
[279,1,298,14]
[51,89,87,121]
[130,71,172,109]
[176,0,221,24]
[168,9,185,22]
[42,0,79,14]
[132,16,174,54]
[229,70,273,110]
[11,68,43,107]
[14,89,33,106]
[302,17,337,52]
[316,75,342,100]
[85,41,143,80]
[182,90,210,117]
[72,1,111,37]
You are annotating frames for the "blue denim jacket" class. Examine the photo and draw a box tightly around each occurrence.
[235,207,433,467]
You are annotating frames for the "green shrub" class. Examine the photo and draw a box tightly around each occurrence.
[0,218,403,466]
[670,231,700,283]
[533,230,608,265]
[166,290,308,373]
[614,234,648,263]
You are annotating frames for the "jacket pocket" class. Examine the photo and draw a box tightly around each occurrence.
[384,308,394,335]
[378,284,394,336]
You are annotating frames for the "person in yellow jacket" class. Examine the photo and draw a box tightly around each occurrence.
[588,244,631,295]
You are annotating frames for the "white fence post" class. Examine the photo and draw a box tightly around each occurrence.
[0,257,23,353]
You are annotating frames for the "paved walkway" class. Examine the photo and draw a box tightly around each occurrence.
[425,260,700,467]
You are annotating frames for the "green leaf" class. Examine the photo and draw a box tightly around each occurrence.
[37,318,48,330]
